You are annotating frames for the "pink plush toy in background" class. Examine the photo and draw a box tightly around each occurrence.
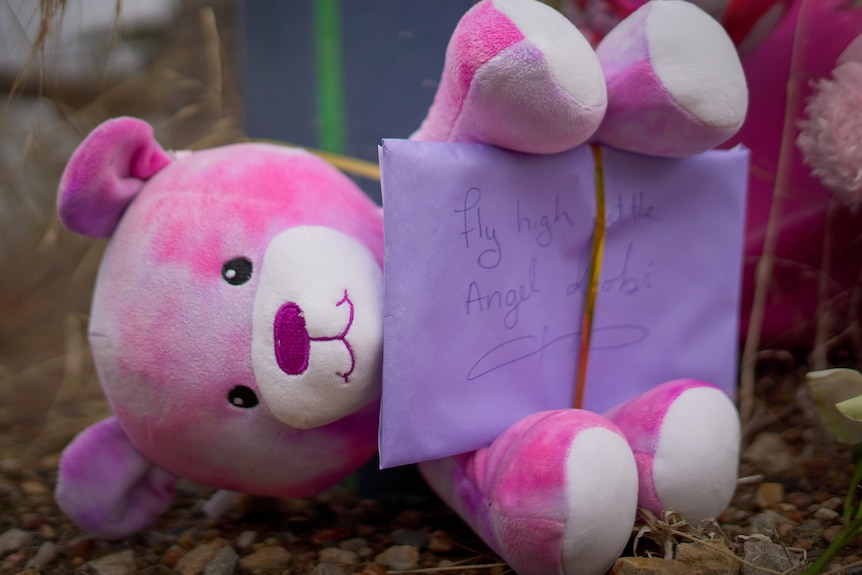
[56,1,746,573]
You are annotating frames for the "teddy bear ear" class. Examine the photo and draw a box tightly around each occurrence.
[58,117,172,237]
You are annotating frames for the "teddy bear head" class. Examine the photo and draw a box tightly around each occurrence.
[57,117,383,494]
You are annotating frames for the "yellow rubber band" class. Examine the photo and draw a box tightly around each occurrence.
[573,144,606,409]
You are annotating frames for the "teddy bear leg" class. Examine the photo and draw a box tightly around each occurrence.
[419,409,638,575]
[604,380,741,523]
[412,0,607,154]
[594,0,748,157]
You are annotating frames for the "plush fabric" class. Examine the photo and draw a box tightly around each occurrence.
[411,0,606,153]
[58,118,172,237]
[56,2,745,573]
[594,1,747,156]
[55,417,176,540]
[411,3,745,574]
[605,380,741,520]
[420,410,638,575]
[57,118,384,535]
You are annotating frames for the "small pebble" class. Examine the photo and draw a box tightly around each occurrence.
[375,545,420,571]
[18,481,49,496]
[755,482,785,509]
[750,510,797,535]
[793,539,814,551]
[391,529,429,549]
[38,524,57,540]
[162,545,185,567]
[362,563,388,575]
[319,548,359,566]
[611,556,688,575]
[775,522,795,539]
[717,506,747,524]
[742,432,793,475]
[824,525,844,544]
[175,541,225,575]
[179,529,197,549]
[0,529,34,556]
[676,541,739,574]
[311,560,351,575]
[204,546,239,575]
[786,491,813,509]
[236,531,257,549]
[742,540,801,575]
[19,513,47,529]
[238,546,292,575]
[788,520,824,542]
[26,541,58,569]
[65,536,95,559]
[338,538,369,553]
[814,507,841,522]
[392,510,424,530]
[428,530,454,553]
[311,528,351,545]
[85,549,137,575]
[3,552,27,570]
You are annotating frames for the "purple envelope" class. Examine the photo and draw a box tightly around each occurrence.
[379,139,749,469]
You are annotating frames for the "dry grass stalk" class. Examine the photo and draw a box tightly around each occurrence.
[811,195,840,371]
[635,508,806,575]
[739,0,814,424]
[1,0,243,457]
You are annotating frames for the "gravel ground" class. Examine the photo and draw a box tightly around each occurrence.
[1,370,861,575]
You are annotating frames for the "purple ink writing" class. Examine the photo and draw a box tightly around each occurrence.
[516,194,575,247]
[605,191,659,228]
[455,187,502,269]
[568,242,653,297]
[465,258,539,329]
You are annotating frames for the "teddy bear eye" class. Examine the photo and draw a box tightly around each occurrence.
[222,257,253,285]
[228,385,259,409]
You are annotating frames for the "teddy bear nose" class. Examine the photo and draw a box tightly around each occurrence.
[273,302,311,375]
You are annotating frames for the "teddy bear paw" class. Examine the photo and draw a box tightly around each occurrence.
[594,0,748,157]
[421,409,638,575]
[606,379,741,523]
[413,0,607,154]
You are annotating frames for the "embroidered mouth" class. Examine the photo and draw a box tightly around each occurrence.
[273,290,356,383]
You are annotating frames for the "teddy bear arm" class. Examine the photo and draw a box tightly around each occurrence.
[55,417,177,539]
[594,0,748,157]
[412,0,607,154]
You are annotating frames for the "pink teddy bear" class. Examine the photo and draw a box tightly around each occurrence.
[56,1,747,574]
